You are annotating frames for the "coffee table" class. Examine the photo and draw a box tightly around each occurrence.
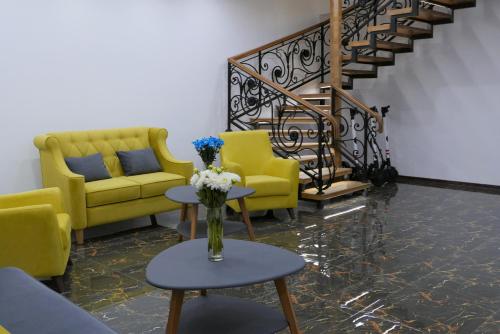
[165,186,256,241]
[146,239,305,334]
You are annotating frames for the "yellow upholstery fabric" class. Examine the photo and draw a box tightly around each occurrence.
[34,127,192,239]
[126,172,186,198]
[0,325,10,334]
[85,177,141,207]
[246,175,291,197]
[0,188,71,278]
[86,196,179,228]
[219,130,299,213]
[56,213,71,250]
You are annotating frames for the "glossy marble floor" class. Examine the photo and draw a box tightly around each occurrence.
[58,183,499,333]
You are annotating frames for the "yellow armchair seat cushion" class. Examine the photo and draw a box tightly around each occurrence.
[56,213,71,250]
[85,177,140,207]
[126,172,186,198]
[246,175,291,198]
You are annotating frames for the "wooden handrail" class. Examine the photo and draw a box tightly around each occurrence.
[231,20,329,61]
[229,0,384,133]
[229,59,339,129]
[231,2,366,61]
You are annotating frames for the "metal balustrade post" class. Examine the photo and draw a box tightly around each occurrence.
[363,112,369,171]
[320,25,325,83]
[227,63,232,132]
[317,119,325,194]
[258,51,263,107]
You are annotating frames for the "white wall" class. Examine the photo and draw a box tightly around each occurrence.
[0,0,328,194]
[353,1,500,186]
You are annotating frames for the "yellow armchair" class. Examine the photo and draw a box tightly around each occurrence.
[0,188,71,291]
[34,127,193,244]
[219,130,299,217]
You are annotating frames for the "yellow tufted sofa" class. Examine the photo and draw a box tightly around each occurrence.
[34,127,193,244]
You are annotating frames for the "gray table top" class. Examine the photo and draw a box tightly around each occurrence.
[146,239,305,290]
[165,185,255,204]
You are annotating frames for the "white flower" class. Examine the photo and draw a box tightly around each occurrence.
[190,168,240,193]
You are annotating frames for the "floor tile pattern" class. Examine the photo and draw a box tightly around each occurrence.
[57,183,499,333]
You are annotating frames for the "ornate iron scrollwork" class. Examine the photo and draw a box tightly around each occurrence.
[228,0,412,193]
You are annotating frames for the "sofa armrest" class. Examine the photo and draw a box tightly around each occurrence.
[149,128,193,180]
[33,135,87,230]
[0,205,67,276]
[0,188,64,214]
[221,160,246,186]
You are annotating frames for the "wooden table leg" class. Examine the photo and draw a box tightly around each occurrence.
[190,204,198,240]
[166,289,184,334]
[274,278,301,334]
[237,198,255,241]
[178,204,187,242]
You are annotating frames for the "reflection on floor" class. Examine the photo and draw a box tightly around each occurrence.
[58,183,500,333]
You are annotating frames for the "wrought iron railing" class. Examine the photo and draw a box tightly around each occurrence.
[228,60,338,193]
[227,0,426,193]
[231,20,330,91]
[335,98,385,181]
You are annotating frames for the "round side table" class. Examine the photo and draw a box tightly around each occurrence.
[165,186,256,241]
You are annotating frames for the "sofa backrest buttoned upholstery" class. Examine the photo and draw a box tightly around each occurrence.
[47,128,151,177]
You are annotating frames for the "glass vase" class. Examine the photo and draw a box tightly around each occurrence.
[207,206,224,262]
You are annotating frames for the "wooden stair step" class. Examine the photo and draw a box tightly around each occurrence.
[299,167,352,185]
[425,0,476,9]
[292,151,335,163]
[301,180,370,200]
[342,69,378,78]
[274,142,321,150]
[388,7,453,24]
[375,40,413,52]
[299,93,331,100]
[368,23,433,39]
[344,54,394,65]
[317,82,353,90]
[349,39,412,52]
[252,117,320,124]
[282,105,331,112]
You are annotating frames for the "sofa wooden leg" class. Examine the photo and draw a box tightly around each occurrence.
[75,230,84,245]
[52,276,65,293]
[150,214,158,226]
[287,208,296,220]
[67,257,73,267]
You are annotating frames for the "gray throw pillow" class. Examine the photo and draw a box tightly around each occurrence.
[116,148,162,176]
[65,153,111,182]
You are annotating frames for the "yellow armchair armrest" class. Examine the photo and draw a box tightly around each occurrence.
[33,135,87,230]
[263,157,299,181]
[0,204,66,276]
[0,188,64,213]
[221,160,246,186]
[149,128,193,180]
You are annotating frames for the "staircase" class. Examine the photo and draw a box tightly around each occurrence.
[227,0,476,204]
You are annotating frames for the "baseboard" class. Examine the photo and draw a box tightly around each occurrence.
[397,175,500,195]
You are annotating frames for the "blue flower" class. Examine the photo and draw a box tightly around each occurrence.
[192,136,224,166]
[192,136,224,152]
